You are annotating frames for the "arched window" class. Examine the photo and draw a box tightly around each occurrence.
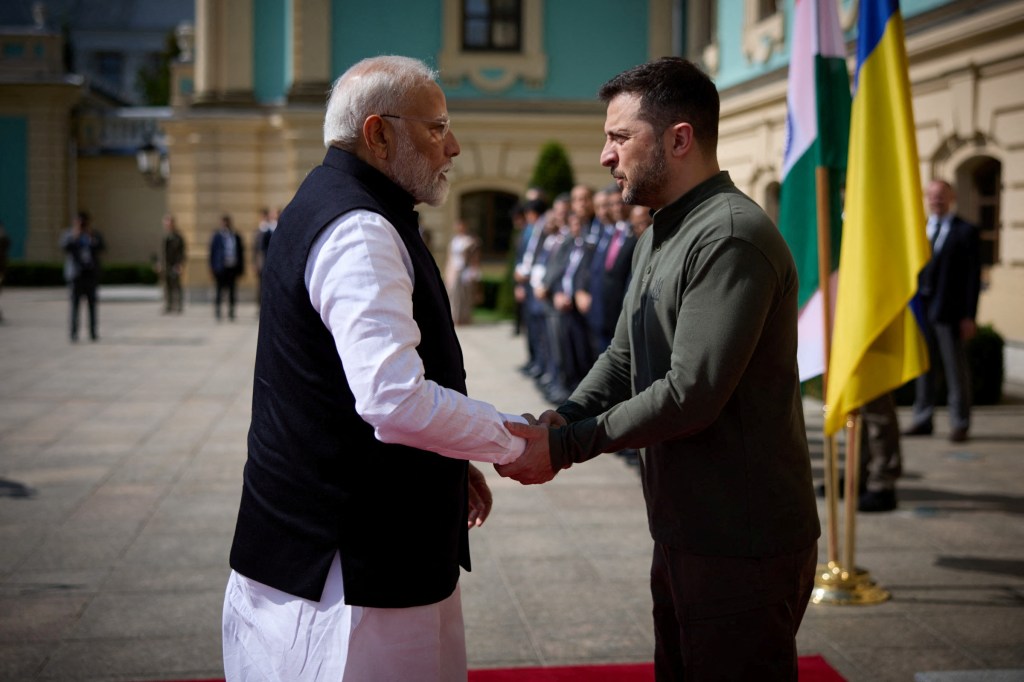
[459,189,520,259]
[955,156,1002,271]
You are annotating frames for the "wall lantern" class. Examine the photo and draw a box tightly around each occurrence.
[136,140,169,187]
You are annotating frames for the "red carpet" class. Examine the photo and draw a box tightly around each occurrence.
[468,656,845,681]
[156,655,843,681]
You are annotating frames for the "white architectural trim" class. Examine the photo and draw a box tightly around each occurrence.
[742,0,784,65]
[438,0,547,91]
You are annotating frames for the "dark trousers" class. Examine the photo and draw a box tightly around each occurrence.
[651,541,817,681]
[913,318,972,431]
[860,393,902,492]
[214,272,237,319]
[164,272,183,312]
[69,276,98,340]
[559,308,593,391]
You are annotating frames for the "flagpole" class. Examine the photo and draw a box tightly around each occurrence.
[813,167,840,566]
[812,171,889,606]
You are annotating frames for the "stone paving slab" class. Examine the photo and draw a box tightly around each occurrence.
[0,287,1022,681]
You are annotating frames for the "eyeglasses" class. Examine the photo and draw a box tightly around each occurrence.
[380,114,451,141]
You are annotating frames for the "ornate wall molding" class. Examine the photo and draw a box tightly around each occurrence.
[438,0,546,92]
[742,0,785,65]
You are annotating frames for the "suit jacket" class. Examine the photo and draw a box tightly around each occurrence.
[919,215,981,324]
[600,230,638,337]
[60,229,104,282]
[209,230,245,277]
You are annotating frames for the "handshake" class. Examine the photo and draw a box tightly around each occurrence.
[494,409,569,485]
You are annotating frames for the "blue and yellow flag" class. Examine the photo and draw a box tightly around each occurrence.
[824,0,930,436]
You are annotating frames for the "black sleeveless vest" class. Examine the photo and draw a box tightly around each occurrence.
[229,147,471,607]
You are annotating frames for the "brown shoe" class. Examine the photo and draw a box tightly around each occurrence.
[949,428,968,443]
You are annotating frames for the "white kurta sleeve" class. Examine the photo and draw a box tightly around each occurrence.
[305,209,525,464]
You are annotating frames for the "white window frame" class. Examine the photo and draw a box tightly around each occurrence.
[742,0,784,64]
[439,0,546,92]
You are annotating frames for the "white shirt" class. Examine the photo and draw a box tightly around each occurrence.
[304,209,525,464]
[927,212,952,254]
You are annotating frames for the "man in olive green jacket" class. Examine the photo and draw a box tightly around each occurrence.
[499,58,820,681]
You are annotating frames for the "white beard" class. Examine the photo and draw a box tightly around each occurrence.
[391,132,450,207]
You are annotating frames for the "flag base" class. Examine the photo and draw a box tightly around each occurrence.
[811,561,891,605]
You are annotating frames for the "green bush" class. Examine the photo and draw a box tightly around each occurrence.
[5,262,158,286]
[101,263,159,285]
[3,262,64,286]
[805,324,1005,406]
[529,141,575,201]
[968,324,1004,405]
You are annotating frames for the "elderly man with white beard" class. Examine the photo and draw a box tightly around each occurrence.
[222,56,527,682]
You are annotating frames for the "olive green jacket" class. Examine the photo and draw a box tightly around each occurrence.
[552,172,820,557]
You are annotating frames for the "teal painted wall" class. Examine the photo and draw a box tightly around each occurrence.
[331,1,443,75]
[325,0,646,101]
[254,0,291,103]
[0,116,27,260]
[716,0,962,90]
[446,0,649,100]
[272,0,961,102]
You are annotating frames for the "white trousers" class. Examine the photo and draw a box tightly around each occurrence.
[222,553,467,681]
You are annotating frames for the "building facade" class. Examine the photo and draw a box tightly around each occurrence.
[2,0,1022,380]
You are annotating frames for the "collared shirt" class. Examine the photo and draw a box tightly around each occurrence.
[304,208,525,463]
[220,229,238,267]
[927,212,953,254]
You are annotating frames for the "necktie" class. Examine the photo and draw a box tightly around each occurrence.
[605,229,624,270]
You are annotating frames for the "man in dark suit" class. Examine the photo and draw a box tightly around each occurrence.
[548,212,596,400]
[208,214,245,320]
[905,179,982,443]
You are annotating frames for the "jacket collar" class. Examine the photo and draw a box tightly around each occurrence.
[323,146,418,223]
[650,171,734,246]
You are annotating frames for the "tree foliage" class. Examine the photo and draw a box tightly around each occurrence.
[137,29,181,106]
[528,141,575,201]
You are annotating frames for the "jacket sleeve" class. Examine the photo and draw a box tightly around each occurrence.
[550,237,784,469]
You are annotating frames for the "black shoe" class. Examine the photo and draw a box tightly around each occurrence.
[949,427,969,443]
[902,422,933,436]
[815,477,866,499]
[858,489,897,512]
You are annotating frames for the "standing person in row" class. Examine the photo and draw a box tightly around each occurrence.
[209,214,244,321]
[513,198,548,376]
[497,57,820,681]
[160,213,186,314]
[252,207,278,310]
[548,212,595,397]
[223,55,526,682]
[61,211,105,342]
[444,218,481,325]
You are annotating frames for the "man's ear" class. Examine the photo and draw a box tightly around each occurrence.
[668,122,695,159]
[364,115,390,160]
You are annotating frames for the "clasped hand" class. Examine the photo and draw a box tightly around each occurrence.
[494,410,567,485]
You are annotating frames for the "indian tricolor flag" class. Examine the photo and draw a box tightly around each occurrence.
[777,0,851,382]
[824,0,930,435]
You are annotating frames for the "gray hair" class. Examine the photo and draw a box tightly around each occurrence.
[323,56,439,150]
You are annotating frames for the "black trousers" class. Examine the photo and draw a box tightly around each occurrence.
[214,272,238,319]
[69,276,98,339]
[651,541,817,681]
